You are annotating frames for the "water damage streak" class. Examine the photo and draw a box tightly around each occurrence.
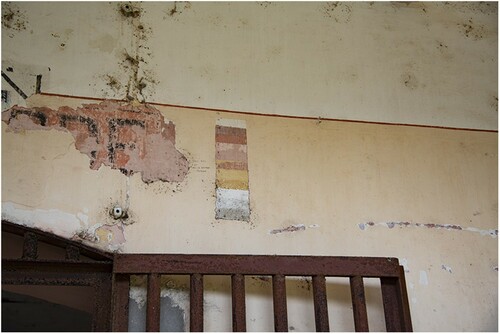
[358,221,498,238]
[2,101,188,183]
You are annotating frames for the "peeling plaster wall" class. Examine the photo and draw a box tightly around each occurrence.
[2,94,497,331]
[1,2,498,129]
[1,2,498,332]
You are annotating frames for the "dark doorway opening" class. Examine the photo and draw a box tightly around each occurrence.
[2,289,93,332]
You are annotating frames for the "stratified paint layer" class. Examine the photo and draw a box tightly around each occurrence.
[2,101,188,183]
[215,119,250,221]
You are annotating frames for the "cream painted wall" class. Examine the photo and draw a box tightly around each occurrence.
[1,2,498,129]
[2,94,497,331]
[1,1,498,332]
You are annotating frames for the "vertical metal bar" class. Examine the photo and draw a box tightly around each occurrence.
[349,276,369,332]
[94,273,113,331]
[231,274,246,332]
[146,274,161,332]
[190,274,204,332]
[272,274,288,332]
[398,266,413,331]
[312,275,330,332]
[112,274,130,332]
[380,276,403,332]
[22,232,38,259]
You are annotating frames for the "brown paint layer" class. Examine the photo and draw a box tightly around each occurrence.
[2,101,188,183]
[216,125,247,137]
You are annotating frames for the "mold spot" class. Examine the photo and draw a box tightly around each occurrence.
[299,277,312,291]
[322,2,352,23]
[444,2,497,16]
[110,4,157,103]
[436,41,448,51]
[168,2,178,16]
[2,3,27,32]
[120,3,141,18]
[104,75,122,93]
[163,2,191,20]
[458,19,485,40]
[401,72,418,89]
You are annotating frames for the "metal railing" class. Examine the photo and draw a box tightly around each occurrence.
[111,254,412,332]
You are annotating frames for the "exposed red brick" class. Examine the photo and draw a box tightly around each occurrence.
[2,100,188,183]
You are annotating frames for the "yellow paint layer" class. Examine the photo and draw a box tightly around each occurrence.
[216,169,249,190]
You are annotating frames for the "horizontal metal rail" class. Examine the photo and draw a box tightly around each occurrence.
[113,254,401,277]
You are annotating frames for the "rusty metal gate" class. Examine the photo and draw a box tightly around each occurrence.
[2,220,412,332]
[111,254,412,332]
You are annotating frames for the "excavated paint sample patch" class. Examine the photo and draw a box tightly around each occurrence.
[2,101,188,183]
[215,118,250,221]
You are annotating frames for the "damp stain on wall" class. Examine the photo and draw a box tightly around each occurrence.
[215,119,250,222]
[163,1,191,20]
[358,221,498,238]
[99,2,157,103]
[457,19,486,40]
[2,100,189,183]
[2,2,28,34]
[321,2,352,23]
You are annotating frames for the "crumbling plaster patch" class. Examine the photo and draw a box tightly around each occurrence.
[129,275,190,331]
[2,100,189,183]
[2,201,128,252]
[2,202,84,238]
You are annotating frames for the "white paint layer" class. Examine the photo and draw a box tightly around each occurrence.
[215,188,250,213]
[216,118,247,129]
[2,202,85,238]
[216,188,250,221]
